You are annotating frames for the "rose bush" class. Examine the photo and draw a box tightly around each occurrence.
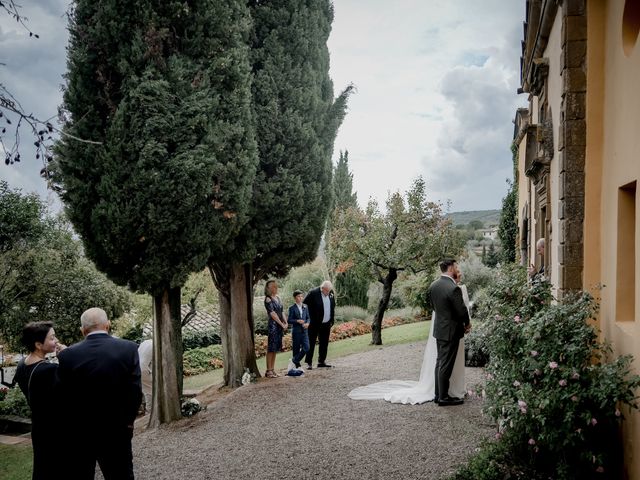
[452,266,640,480]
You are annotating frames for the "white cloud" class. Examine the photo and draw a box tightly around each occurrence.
[329,0,526,211]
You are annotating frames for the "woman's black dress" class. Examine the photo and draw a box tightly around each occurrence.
[14,360,59,480]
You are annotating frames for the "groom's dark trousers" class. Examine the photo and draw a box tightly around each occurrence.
[428,274,470,400]
[434,339,460,401]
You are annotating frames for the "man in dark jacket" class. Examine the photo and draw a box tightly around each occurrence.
[428,259,471,406]
[304,280,336,369]
[58,307,142,479]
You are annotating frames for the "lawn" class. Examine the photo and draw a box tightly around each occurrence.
[184,320,430,391]
[0,443,32,480]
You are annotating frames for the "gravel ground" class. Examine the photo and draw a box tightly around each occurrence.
[130,341,494,480]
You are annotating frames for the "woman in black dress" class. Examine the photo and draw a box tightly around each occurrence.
[14,321,64,480]
[264,280,288,378]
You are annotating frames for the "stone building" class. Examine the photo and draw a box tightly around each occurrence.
[514,0,640,477]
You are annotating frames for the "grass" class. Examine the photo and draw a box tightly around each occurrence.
[184,320,430,391]
[0,443,32,480]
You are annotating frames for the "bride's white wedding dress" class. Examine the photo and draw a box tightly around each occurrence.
[348,285,469,404]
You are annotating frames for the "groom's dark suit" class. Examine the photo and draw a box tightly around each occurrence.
[58,332,142,479]
[428,275,470,402]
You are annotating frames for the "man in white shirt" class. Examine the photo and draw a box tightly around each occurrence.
[303,280,336,369]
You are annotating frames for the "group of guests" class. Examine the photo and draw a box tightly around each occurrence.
[263,280,336,378]
[14,308,142,480]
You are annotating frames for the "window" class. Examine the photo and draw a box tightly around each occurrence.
[616,181,637,322]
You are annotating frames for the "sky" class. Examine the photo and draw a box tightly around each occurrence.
[0,0,526,213]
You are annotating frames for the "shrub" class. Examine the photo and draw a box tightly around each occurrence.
[464,320,490,367]
[0,387,31,418]
[182,328,221,350]
[458,254,494,299]
[454,266,640,479]
[183,345,224,376]
[334,305,369,323]
[334,271,369,309]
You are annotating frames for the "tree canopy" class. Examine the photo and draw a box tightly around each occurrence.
[0,181,131,350]
[328,177,462,344]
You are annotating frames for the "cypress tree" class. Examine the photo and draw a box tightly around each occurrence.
[208,0,352,386]
[333,150,358,211]
[55,0,256,424]
[326,150,368,308]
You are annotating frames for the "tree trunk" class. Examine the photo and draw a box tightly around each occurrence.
[211,262,260,387]
[371,268,398,345]
[148,287,183,428]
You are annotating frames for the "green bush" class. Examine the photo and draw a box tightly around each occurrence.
[0,387,30,418]
[334,270,368,309]
[455,265,640,479]
[464,320,490,367]
[183,345,224,376]
[458,254,494,299]
[182,328,221,350]
[334,305,370,323]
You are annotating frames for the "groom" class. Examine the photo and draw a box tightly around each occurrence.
[428,259,471,406]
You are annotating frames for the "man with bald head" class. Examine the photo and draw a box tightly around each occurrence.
[58,307,142,479]
[304,280,336,369]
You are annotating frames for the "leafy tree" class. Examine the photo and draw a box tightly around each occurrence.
[328,177,462,344]
[0,181,131,350]
[54,0,256,425]
[208,0,352,387]
[484,243,500,268]
[468,220,484,231]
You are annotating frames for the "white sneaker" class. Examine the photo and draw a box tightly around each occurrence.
[305,363,313,370]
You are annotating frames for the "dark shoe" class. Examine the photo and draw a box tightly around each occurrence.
[317,363,333,368]
[437,396,464,406]
[305,363,313,370]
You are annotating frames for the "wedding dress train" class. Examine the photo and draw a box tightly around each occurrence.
[348,285,469,404]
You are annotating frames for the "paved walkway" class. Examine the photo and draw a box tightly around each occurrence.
[129,341,493,480]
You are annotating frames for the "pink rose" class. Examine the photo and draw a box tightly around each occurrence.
[528,438,536,445]
[559,379,567,387]
[615,409,621,417]
[530,350,538,357]
[590,418,598,426]
[514,315,521,323]
[513,380,521,387]
[571,396,579,402]
[572,372,580,380]
[596,466,604,473]
[549,361,558,369]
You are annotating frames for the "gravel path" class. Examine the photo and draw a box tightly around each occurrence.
[131,341,494,480]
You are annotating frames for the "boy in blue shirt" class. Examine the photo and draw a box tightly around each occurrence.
[287,290,311,371]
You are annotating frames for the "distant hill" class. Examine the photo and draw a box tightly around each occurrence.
[447,209,501,227]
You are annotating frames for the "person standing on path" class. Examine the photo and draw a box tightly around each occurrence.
[287,290,311,371]
[138,338,153,414]
[304,280,335,369]
[264,280,288,378]
[57,307,142,479]
[428,259,470,406]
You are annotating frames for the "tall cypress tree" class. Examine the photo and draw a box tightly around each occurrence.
[332,150,358,212]
[54,0,256,425]
[326,150,368,308]
[209,0,352,386]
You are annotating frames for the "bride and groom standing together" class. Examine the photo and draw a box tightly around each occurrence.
[349,258,471,405]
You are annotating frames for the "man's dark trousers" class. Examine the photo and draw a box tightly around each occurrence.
[306,322,331,365]
[434,338,460,401]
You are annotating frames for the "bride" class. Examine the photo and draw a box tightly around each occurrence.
[348,271,470,404]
